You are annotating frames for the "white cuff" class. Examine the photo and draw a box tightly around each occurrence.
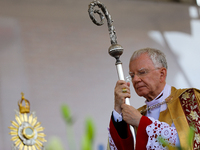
[113,109,123,122]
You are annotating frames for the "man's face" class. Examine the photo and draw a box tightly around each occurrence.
[129,53,165,100]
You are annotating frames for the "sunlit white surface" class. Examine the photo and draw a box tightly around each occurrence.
[148,31,165,47]
[149,6,200,89]
[197,0,200,6]
[164,19,200,89]
[189,6,199,18]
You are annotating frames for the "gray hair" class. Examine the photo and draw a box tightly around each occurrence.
[130,48,168,69]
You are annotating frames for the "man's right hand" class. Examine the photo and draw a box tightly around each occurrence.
[114,80,131,114]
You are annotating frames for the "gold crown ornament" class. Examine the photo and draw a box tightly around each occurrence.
[9,92,47,150]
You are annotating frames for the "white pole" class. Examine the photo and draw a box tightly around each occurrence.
[116,63,136,149]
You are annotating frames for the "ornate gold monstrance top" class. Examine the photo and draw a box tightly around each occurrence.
[9,93,46,150]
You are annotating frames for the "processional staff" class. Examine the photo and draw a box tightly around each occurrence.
[88,1,136,149]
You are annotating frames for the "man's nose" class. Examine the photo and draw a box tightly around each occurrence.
[132,74,141,82]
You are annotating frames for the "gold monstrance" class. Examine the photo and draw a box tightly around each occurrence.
[9,93,46,150]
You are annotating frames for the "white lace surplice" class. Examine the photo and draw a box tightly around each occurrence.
[146,117,177,150]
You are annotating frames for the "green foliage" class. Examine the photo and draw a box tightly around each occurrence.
[158,126,195,150]
[81,134,92,150]
[46,104,96,150]
[61,104,73,125]
[46,136,64,150]
[157,136,170,148]
[85,118,95,141]
[187,126,195,147]
[81,118,96,150]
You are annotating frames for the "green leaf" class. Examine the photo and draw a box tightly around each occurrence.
[45,136,64,150]
[85,117,95,141]
[81,117,95,150]
[61,104,72,124]
[188,126,195,146]
[157,136,169,148]
[81,134,92,150]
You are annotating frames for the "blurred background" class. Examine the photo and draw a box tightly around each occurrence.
[0,0,200,149]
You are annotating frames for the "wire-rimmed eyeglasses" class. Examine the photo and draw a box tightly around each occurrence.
[127,68,160,80]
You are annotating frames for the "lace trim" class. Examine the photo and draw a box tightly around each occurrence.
[146,117,177,150]
[108,128,118,150]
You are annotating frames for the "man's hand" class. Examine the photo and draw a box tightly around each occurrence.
[121,104,142,127]
[114,80,131,114]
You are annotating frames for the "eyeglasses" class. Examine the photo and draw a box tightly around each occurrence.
[128,68,160,80]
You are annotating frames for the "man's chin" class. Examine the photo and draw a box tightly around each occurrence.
[136,89,148,97]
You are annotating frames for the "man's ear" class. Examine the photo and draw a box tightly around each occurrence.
[160,67,167,82]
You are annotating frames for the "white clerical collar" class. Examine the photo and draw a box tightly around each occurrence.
[145,90,164,108]
[160,84,171,112]
[145,84,171,112]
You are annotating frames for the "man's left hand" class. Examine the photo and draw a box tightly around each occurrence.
[121,104,142,127]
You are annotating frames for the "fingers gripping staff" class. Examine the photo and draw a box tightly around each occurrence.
[88,1,136,149]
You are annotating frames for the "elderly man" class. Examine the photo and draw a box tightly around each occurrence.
[107,48,200,150]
